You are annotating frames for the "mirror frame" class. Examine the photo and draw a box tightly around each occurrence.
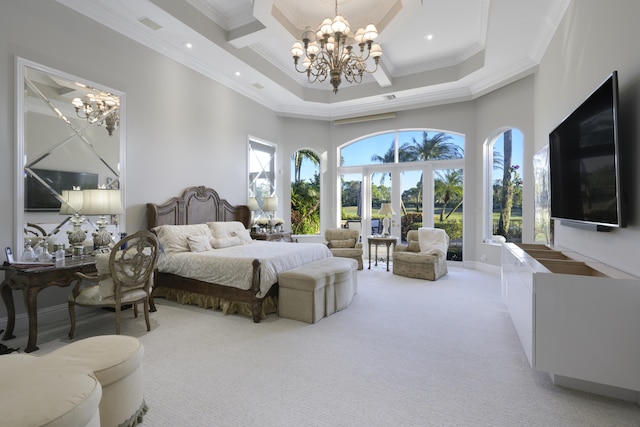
[14,57,126,259]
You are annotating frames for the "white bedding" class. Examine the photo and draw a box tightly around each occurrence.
[156,241,332,296]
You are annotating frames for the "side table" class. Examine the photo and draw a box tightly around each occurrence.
[367,236,397,271]
[0,258,96,352]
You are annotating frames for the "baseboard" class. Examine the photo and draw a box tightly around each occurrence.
[0,303,69,336]
[463,261,501,274]
[551,374,640,403]
[0,303,98,336]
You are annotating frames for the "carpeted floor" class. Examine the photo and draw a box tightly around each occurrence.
[15,265,640,426]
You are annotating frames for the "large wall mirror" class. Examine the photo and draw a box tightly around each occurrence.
[15,58,125,259]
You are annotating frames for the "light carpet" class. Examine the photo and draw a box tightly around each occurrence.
[16,265,640,426]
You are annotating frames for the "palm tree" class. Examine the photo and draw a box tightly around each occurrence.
[401,132,463,162]
[403,132,464,211]
[434,169,463,221]
[496,129,513,237]
[292,149,320,183]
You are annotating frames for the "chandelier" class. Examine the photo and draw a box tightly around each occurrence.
[71,92,120,136]
[290,0,383,94]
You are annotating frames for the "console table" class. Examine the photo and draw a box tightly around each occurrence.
[1,258,96,353]
[250,230,296,242]
[502,243,640,399]
[367,236,397,271]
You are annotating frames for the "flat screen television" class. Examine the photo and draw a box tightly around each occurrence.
[25,168,99,212]
[548,71,625,229]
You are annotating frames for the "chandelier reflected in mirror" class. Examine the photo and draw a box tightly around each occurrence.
[290,0,383,94]
[72,91,120,136]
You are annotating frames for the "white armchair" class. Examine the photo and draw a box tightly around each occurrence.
[393,228,449,280]
[325,228,363,270]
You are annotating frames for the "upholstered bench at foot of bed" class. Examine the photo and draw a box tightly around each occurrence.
[49,335,147,427]
[278,257,358,323]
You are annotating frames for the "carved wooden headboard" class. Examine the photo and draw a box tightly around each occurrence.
[146,186,251,229]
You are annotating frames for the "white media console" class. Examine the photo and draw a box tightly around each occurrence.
[502,243,640,402]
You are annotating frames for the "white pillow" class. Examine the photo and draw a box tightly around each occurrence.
[211,236,244,249]
[187,235,213,252]
[95,252,111,276]
[153,224,211,254]
[207,221,252,244]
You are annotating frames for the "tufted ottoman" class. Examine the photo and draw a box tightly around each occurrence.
[278,257,358,323]
[0,353,102,426]
[49,335,147,427]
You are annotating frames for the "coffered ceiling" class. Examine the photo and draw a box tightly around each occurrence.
[57,0,571,120]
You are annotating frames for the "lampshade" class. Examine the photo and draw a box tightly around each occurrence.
[79,189,124,215]
[263,196,278,213]
[378,203,395,216]
[59,190,84,215]
[248,197,260,211]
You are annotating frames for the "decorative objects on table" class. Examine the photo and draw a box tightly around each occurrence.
[378,203,395,236]
[290,0,383,94]
[60,189,86,249]
[79,188,124,249]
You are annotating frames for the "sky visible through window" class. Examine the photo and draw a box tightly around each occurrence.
[293,129,522,184]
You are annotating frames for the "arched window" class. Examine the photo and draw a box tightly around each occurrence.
[338,129,465,261]
[484,128,523,243]
[291,149,321,235]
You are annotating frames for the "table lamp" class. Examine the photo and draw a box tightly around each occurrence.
[80,189,124,249]
[378,203,395,236]
[248,196,260,226]
[59,189,86,248]
[263,196,278,232]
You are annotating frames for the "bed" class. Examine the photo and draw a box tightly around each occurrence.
[146,186,332,322]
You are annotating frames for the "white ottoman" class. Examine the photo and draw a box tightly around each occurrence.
[49,335,147,427]
[278,257,358,323]
[0,353,102,427]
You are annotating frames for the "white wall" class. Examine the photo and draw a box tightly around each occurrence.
[534,0,640,275]
[0,1,283,316]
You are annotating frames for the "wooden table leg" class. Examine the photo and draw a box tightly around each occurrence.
[368,240,372,269]
[23,287,40,353]
[1,281,16,341]
[385,243,391,271]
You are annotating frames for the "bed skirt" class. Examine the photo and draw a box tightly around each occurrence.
[153,287,278,319]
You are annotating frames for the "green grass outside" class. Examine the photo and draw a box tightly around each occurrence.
[342,206,522,223]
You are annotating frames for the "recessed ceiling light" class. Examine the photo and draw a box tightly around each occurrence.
[424,34,434,41]
[184,42,193,49]
[235,71,241,77]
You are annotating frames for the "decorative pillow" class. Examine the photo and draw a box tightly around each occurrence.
[207,221,252,244]
[330,238,355,248]
[95,252,111,275]
[153,224,211,254]
[407,241,421,252]
[211,236,244,249]
[187,235,213,252]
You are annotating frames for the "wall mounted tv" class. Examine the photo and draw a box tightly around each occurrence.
[548,71,625,230]
[25,168,99,212]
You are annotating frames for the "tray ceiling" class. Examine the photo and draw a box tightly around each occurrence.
[57,0,571,120]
